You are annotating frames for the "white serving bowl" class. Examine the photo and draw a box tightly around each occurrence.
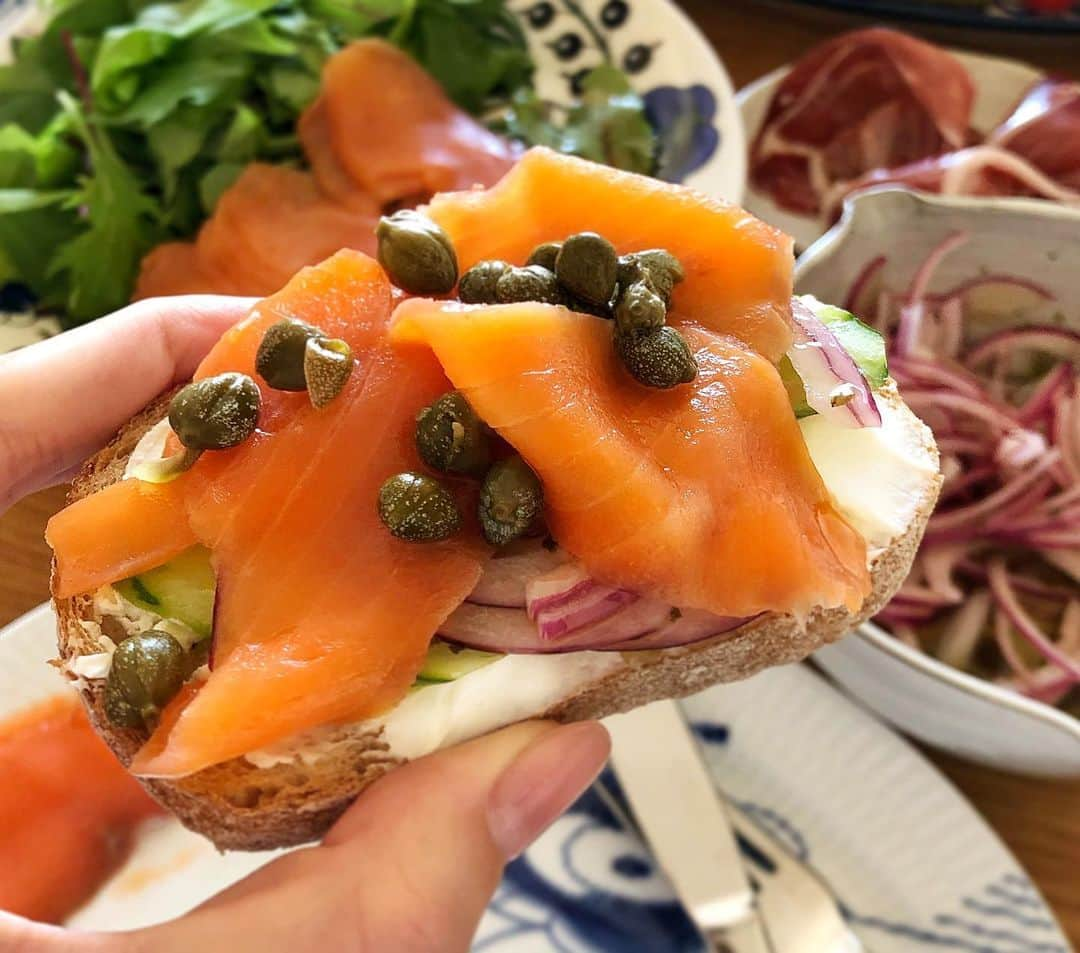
[799,187,1080,778]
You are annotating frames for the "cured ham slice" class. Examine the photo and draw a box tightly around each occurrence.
[750,28,975,216]
[989,78,1080,192]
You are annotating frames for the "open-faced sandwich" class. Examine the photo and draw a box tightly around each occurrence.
[46,150,941,850]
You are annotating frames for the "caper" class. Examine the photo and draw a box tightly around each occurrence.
[526,241,561,271]
[555,232,618,307]
[169,372,261,452]
[496,265,565,306]
[614,280,666,332]
[479,455,544,547]
[256,318,321,391]
[565,293,614,320]
[615,326,698,389]
[459,260,511,304]
[415,391,491,476]
[378,472,462,542]
[376,209,458,295]
[304,336,353,409]
[618,249,685,304]
[104,630,188,730]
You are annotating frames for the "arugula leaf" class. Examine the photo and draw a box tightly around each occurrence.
[563,66,655,175]
[198,160,246,214]
[0,59,61,134]
[493,66,656,175]
[147,105,219,197]
[48,95,162,324]
[388,0,531,112]
[112,56,249,125]
[0,118,80,188]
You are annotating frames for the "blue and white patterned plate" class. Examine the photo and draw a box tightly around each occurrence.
[0,0,743,351]
[474,664,1072,953]
[1,604,1066,947]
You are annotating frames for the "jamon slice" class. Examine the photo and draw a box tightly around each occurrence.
[750,28,975,216]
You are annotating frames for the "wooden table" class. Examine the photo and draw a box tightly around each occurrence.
[0,1,1076,942]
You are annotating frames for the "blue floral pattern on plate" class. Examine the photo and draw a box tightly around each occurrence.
[512,0,738,192]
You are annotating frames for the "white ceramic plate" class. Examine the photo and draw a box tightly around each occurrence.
[798,187,1080,778]
[736,48,1043,249]
[0,0,744,351]
[1,603,1069,948]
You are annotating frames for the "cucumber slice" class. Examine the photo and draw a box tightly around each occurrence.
[784,296,889,419]
[417,641,502,683]
[115,545,215,639]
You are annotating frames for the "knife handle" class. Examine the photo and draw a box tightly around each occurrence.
[707,917,774,953]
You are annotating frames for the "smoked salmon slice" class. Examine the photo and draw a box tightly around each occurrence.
[426,148,795,363]
[51,251,490,777]
[135,165,382,300]
[48,480,195,600]
[392,300,870,619]
[312,40,518,207]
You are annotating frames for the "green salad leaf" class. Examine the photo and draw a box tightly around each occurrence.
[493,65,657,176]
[48,94,162,322]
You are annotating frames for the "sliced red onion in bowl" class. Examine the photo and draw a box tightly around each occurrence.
[788,297,882,429]
[848,233,1079,713]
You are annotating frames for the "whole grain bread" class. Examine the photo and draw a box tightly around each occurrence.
[54,383,940,851]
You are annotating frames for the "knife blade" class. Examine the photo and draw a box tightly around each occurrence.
[606,700,771,952]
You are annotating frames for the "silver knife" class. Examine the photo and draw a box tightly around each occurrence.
[725,800,864,953]
[606,700,772,953]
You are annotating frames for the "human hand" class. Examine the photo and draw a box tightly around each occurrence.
[0,297,611,953]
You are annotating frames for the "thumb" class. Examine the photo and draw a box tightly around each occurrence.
[142,720,610,953]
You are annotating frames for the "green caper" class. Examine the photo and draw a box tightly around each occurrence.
[565,293,614,320]
[104,630,188,730]
[615,326,698,389]
[415,391,491,476]
[304,336,353,409]
[479,455,544,547]
[378,472,462,542]
[526,241,561,271]
[169,372,261,452]
[614,280,666,332]
[618,249,685,304]
[376,209,458,295]
[496,265,565,306]
[458,260,511,304]
[256,318,321,391]
[555,232,618,307]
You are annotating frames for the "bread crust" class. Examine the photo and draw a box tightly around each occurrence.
[54,385,939,850]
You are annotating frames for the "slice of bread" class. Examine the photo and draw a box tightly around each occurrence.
[54,383,940,851]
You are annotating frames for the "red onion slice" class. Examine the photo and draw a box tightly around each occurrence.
[439,600,747,655]
[966,326,1080,369]
[466,539,568,608]
[787,297,882,428]
[988,560,1080,683]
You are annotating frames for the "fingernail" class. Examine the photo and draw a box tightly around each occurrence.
[487,721,611,860]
